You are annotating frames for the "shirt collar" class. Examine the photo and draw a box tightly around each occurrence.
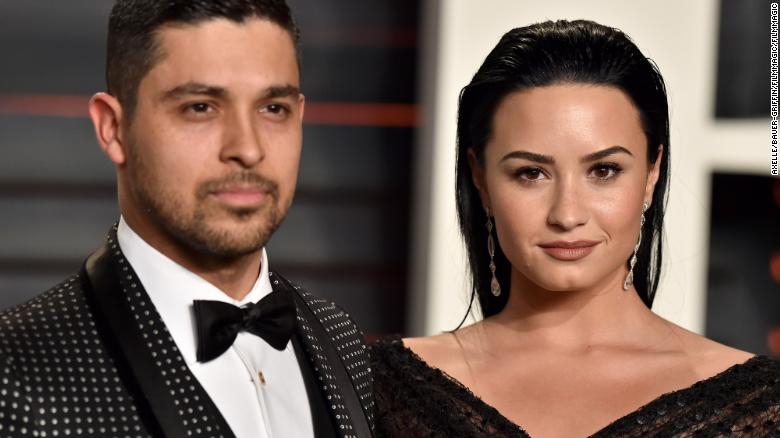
[116,216,273,365]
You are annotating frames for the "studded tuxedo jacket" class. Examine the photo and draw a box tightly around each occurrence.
[0,227,375,438]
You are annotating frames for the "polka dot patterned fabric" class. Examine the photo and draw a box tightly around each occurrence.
[0,227,375,437]
[0,273,153,438]
[272,273,375,437]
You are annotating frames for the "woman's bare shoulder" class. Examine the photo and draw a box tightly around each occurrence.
[402,332,459,365]
[667,321,756,376]
[402,331,476,386]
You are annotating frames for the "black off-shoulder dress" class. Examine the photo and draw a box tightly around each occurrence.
[370,335,780,437]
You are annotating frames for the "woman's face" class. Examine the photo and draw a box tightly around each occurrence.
[472,84,661,293]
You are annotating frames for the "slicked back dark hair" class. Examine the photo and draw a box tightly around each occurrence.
[106,0,300,119]
[455,20,670,321]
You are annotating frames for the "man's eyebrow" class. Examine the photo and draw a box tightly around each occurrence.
[159,82,227,101]
[580,145,633,162]
[263,85,301,99]
[499,150,555,164]
[158,83,301,101]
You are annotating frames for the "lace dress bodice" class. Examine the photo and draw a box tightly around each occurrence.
[370,335,780,437]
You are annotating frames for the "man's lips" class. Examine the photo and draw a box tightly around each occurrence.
[210,187,269,206]
[538,240,600,261]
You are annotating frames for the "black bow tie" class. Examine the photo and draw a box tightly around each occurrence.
[193,289,297,363]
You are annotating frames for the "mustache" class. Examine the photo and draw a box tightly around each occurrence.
[196,172,279,199]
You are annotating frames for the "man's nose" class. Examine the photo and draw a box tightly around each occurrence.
[220,111,265,168]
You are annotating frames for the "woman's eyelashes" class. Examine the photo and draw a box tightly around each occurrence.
[513,166,548,183]
[588,161,624,182]
[510,161,624,184]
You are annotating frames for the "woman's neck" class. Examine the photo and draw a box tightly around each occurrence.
[486,268,668,352]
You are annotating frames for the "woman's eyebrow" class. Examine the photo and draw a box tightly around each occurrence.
[580,145,633,162]
[499,150,554,164]
[499,145,632,164]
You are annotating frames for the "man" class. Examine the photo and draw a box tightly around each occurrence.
[0,1,374,437]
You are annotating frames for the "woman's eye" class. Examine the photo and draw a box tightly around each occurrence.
[590,163,623,180]
[515,167,546,182]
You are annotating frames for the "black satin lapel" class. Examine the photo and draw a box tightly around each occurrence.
[278,278,373,438]
[82,242,188,438]
[83,232,238,438]
[292,334,338,438]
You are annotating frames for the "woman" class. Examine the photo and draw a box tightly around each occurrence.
[371,20,779,437]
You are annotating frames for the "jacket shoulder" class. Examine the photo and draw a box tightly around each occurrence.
[274,271,368,351]
[0,274,89,436]
[0,353,36,436]
[270,271,375,428]
[0,273,100,364]
[0,274,87,340]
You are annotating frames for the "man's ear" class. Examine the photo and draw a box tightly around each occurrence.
[297,93,305,123]
[89,92,126,165]
[467,149,491,212]
[644,144,663,206]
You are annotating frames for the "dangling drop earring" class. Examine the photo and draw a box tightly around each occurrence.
[486,209,501,297]
[623,202,649,290]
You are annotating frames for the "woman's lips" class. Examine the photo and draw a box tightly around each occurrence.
[538,240,600,261]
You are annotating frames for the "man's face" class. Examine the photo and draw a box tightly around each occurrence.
[120,18,303,258]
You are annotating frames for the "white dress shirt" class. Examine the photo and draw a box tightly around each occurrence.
[116,217,314,438]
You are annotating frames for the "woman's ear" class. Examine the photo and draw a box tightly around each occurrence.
[467,149,491,212]
[89,92,127,165]
[644,144,663,206]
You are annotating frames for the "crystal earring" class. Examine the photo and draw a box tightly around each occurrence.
[623,202,649,290]
[486,209,501,297]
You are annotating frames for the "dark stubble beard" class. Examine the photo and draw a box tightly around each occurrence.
[126,146,285,260]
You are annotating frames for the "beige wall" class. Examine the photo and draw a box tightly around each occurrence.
[409,0,769,335]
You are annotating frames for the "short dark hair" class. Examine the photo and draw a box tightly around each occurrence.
[456,20,670,319]
[106,0,300,119]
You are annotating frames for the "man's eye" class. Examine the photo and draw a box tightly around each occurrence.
[181,103,214,116]
[263,103,288,115]
[190,103,211,113]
